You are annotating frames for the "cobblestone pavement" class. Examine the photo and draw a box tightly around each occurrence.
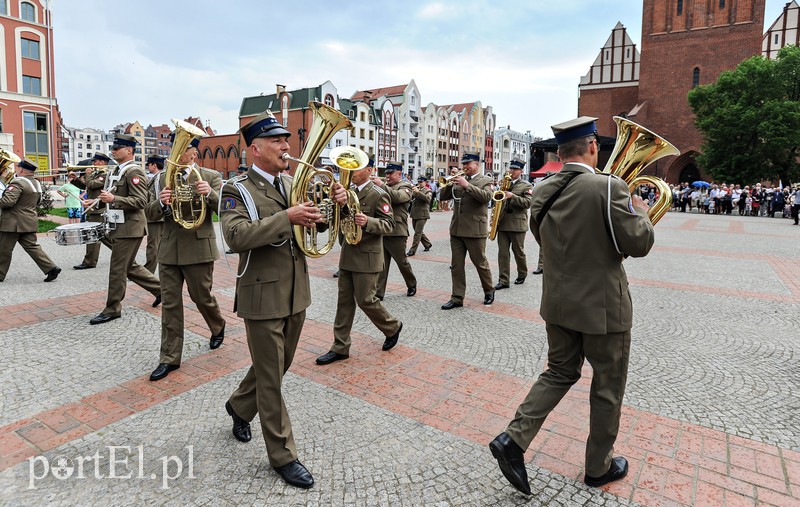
[1,209,799,506]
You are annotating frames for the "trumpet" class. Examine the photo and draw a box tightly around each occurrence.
[437,170,465,188]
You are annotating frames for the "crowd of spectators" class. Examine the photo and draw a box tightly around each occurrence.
[635,182,800,224]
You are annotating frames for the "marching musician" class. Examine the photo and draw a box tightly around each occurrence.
[145,143,225,381]
[220,111,347,489]
[0,158,61,283]
[316,158,403,365]
[74,153,112,270]
[406,176,433,256]
[144,155,165,274]
[373,162,417,299]
[493,160,533,289]
[489,117,654,495]
[87,134,161,325]
[440,153,495,309]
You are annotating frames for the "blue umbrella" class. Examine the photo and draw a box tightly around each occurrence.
[692,181,710,188]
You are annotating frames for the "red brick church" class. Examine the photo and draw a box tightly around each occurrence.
[578,0,797,183]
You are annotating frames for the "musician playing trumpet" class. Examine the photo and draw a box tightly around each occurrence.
[406,176,433,256]
[493,160,533,289]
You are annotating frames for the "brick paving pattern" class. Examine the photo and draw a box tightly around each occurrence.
[1,210,798,506]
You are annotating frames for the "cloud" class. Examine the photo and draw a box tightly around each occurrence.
[417,2,449,19]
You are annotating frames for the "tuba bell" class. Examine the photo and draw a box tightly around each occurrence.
[0,148,21,191]
[284,101,366,258]
[164,118,208,230]
[602,116,680,225]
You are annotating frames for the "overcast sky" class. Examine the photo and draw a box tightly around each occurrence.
[52,0,787,140]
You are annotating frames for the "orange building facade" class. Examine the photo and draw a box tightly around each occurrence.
[0,0,65,172]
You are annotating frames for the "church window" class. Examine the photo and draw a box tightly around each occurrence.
[677,0,683,15]
[692,67,700,88]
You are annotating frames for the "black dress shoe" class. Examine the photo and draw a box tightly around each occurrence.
[484,292,495,305]
[584,456,629,487]
[441,300,463,310]
[514,277,526,285]
[316,351,349,365]
[225,401,251,442]
[89,313,120,325]
[406,250,415,257]
[382,322,402,351]
[209,323,225,349]
[149,363,179,381]
[333,270,340,278]
[274,460,314,489]
[152,294,161,307]
[489,433,531,495]
[406,286,416,297]
[44,267,61,282]
[423,246,431,252]
[73,263,95,270]
[494,283,509,290]
[532,268,543,275]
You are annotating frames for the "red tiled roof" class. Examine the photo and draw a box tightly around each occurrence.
[351,84,407,101]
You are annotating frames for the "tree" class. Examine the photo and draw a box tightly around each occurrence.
[688,45,800,184]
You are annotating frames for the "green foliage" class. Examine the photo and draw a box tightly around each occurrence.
[36,182,54,217]
[47,207,69,218]
[688,45,800,184]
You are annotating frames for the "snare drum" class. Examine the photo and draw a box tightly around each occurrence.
[51,222,107,246]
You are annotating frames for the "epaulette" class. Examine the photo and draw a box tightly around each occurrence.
[224,174,249,185]
[371,184,388,195]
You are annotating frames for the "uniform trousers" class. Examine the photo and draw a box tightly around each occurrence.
[144,221,164,274]
[80,215,103,267]
[505,323,631,477]
[408,218,432,254]
[228,311,305,468]
[159,261,225,365]
[0,232,57,281]
[496,230,527,284]
[449,235,493,303]
[376,236,416,298]
[99,236,161,316]
[331,269,401,355]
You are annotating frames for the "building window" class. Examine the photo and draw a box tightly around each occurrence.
[281,95,289,127]
[77,143,82,149]
[348,110,354,119]
[23,111,48,163]
[20,1,35,22]
[719,0,724,7]
[95,144,100,150]
[677,0,683,15]
[324,94,333,107]
[21,38,39,59]
[0,1,6,15]
[775,33,780,45]
[22,75,41,95]
[692,67,700,87]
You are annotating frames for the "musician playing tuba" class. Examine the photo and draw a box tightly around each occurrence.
[492,160,533,290]
[218,111,348,489]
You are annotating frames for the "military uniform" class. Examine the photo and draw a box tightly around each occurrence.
[97,160,161,317]
[407,183,432,255]
[145,166,225,367]
[223,167,311,468]
[144,171,165,274]
[330,181,401,355]
[496,178,533,285]
[440,173,494,304]
[0,174,58,281]
[375,178,416,298]
[505,162,654,477]
[77,168,107,268]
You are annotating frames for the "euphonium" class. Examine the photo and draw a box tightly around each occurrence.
[165,118,207,230]
[601,116,680,225]
[0,148,21,189]
[286,101,365,258]
[488,171,512,241]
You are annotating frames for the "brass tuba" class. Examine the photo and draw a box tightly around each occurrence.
[488,171,512,240]
[0,148,21,190]
[165,118,207,230]
[601,116,680,225]
[285,101,366,258]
